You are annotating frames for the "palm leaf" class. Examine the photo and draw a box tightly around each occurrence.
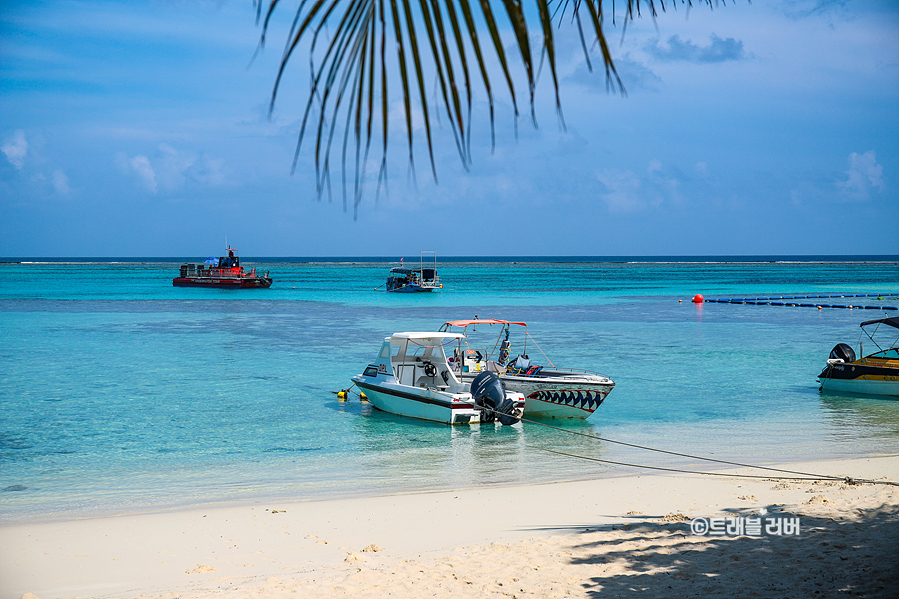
[255,0,700,215]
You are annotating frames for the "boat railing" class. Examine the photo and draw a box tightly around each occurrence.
[452,349,609,379]
[502,364,610,378]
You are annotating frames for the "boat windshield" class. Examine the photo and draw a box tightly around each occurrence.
[391,335,458,364]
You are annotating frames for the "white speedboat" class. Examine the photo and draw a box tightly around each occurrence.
[439,319,615,418]
[352,331,524,425]
[818,317,899,397]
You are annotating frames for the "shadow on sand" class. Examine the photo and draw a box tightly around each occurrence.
[547,504,899,598]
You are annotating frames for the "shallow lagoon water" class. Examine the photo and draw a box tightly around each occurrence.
[1,258,898,523]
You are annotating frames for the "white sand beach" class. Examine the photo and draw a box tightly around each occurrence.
[3,456,898,599]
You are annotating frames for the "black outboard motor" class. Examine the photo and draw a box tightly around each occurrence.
[829,343,856,363]
[470,371,521,426]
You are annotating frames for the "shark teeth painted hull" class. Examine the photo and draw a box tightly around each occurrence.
[460,372,614,418]
[522,386,613,417]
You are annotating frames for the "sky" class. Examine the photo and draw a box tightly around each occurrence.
[1,0,897,257]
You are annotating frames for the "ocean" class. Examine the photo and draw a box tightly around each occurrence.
[1,256,898,524]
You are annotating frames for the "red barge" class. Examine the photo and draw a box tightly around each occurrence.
[173,249,272,289]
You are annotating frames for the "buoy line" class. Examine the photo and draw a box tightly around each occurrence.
[693,292,899,311]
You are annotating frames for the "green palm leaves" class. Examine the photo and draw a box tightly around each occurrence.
[255,0,643,214]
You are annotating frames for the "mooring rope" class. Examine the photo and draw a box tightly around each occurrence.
[500,410,898,486]
[532,446,897,486]
[516,416,840,478]
[333,384,898,486]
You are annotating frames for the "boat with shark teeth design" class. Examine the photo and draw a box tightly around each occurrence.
[439,319,615,418]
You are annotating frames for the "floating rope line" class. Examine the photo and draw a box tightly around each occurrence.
[702,292,899,311]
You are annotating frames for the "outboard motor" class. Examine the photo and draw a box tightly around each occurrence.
[470,371,521,426]
[829,343,856,363]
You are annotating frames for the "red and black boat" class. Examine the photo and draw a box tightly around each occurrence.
[173,248,272,289]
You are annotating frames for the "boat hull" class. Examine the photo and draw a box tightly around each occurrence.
[173,276,272,288]
[459,371,614,418]
[818,377,899,397]
[818,363,899,398]
[818,360,899,398]
[386,284,435,293]
[353,378,484,424]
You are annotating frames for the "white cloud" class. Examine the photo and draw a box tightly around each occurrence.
[837,150,884,200]
[51,169,70,195]
[115,144,227,194]
[128,154,158,193]
[596,169,643,213]
[157,143,191,192]
[595,160,688,213]
[2,130,29,170]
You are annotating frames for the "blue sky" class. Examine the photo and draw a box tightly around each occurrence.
[1,0,897,257]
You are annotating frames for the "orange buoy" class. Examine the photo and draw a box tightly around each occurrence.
[692,294,704,303]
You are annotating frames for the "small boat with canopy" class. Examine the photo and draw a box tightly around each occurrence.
[818,316,899,397]
[383,251,442,292]
[351,331,524,425]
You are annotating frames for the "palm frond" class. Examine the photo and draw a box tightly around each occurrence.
[255,0,688,217]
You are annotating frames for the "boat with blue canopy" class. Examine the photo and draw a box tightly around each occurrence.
[383,251,442,292]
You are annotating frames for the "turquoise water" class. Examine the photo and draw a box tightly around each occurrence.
[1,258,898,523]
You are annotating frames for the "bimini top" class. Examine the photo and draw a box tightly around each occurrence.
[443,319,527,328]
[860,317,899,329]
[391,332,465,341]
